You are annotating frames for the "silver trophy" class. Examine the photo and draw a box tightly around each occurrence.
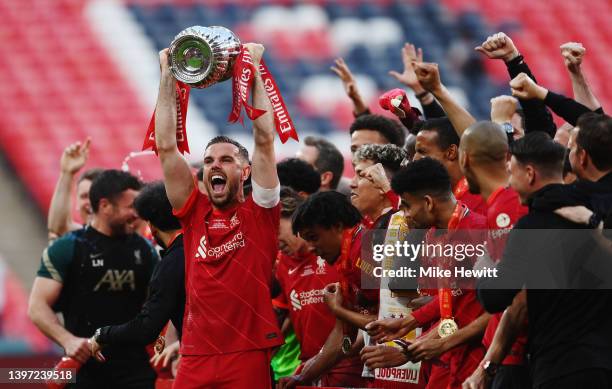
[168,26,241,88]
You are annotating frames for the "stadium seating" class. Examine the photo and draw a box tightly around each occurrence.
[0,0,152,210]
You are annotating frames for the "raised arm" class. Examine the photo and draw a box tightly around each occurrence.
[560,42,602,111]
[415,62,476,136]
[28,277,91,363]
[509,73,595,126]
[155,49,194,210]
[476,32,556,137]
[48,139,90,239]
[389,43,445,119]
[331,57,369,117]
[248,43,280,190]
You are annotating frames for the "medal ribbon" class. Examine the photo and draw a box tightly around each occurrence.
[142,81,191,155]
[229,46,299,143]
[438,202,469,319]
[438,287,453,320]
[337,225,360,343]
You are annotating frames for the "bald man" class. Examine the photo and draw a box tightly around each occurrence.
[459,121,530,389]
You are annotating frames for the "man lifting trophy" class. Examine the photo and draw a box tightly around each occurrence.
[142,25,298,155]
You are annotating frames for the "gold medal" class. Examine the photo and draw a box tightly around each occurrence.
[438,318,458,338]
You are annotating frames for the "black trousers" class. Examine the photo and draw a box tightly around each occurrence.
[69,358,155,389]
[491,365,531,389]
[538,368,612,389]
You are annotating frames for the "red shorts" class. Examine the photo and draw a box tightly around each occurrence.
[173,350,272,389]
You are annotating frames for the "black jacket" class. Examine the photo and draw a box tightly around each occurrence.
[477,184,612,386]
[98,235,186,345]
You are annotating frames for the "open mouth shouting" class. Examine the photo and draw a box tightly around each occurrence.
[210,173,227,195]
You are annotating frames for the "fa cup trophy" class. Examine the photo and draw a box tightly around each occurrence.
[168,26,241,88]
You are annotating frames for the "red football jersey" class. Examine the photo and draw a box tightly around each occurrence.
[413,204,487,327]
[275,250,340,360]
[174,188,283,355]
[454,177,487,217]
[482,186,528,365]
[485,187,528,262]
[335,226,379,316]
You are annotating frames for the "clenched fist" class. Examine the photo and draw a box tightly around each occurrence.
[560,42,586,73]
[414,62,442,94]
[490,95,518,123]
[475,32,519,63]
[243,43,265,64]
[509,73,547,100]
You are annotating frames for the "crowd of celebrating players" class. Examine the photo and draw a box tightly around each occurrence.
[27,32,612,389]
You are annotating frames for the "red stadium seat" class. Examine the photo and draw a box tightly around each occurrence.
[0,0,152,211]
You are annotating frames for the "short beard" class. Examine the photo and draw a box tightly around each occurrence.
[208,181,240,209]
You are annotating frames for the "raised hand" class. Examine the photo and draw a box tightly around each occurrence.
[490,95,518,123]
[510,73,547,100]
[60,138,90,175]
[159,48,171,74]
[389,43,424,91]
[475,32,519,63]
[560,42,586,73]
[244,42,265,65]
[331,58,361,100]
[414,62,442,94]
[363,163,392,193]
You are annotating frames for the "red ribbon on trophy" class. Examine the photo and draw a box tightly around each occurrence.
[142,80,191,155]
[229,46,299,143]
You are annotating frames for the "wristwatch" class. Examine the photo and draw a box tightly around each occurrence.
[501,122,514,135]
[483,360,500,378]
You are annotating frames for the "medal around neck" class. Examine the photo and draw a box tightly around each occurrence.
[438,318,459,338]
[169,26,241,88]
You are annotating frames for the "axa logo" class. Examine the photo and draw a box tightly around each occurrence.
[290,289,302,311]
[94,270,135,292]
